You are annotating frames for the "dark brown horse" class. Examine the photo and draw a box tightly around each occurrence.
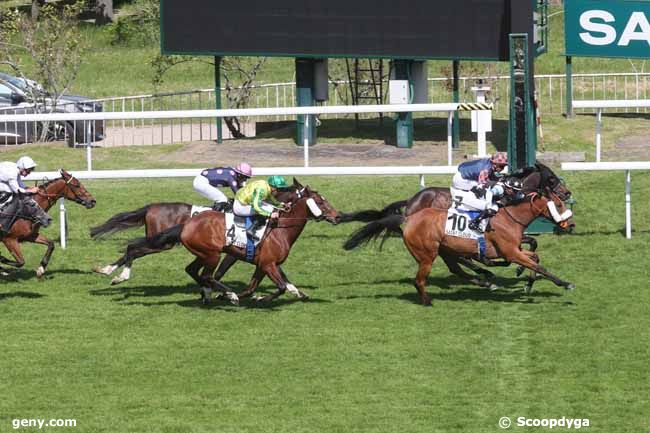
[125,185,340,305]
[339,162,573,279]
[344,189,575,306]
[90,179,304,285]
[0,170,95,277]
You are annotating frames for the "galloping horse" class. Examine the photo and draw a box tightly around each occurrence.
[344,188,574,306]
[340,162,573,280]
[91,179,306,285]
[0,170,95,277]
[125,185,340,305]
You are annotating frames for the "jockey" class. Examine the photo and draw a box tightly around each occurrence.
[501,178,526,205]
[233,175,288,241]
[193,162,252,211]
[450,152,508,232]
[0,156,40,200]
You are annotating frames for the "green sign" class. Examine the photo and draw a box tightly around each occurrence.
[565,0,650,58]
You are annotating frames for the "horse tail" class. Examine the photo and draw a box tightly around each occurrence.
[343,214,405,251]
[125,224,183,254]
[338,199,407,223]
[90,206,149,239]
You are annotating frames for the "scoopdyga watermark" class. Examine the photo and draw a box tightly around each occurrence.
[499,416,590,429]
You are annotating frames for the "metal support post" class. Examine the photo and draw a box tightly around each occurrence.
[215,56,223,143]
[452,60,460,149]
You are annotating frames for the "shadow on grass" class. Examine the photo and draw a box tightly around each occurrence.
[89,280,325,310]
[0,291,45,301]
[340,274,569,305]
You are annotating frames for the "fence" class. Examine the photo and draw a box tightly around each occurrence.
[572,99,650,163]
[562,162,650,239]
[4,72,650,148]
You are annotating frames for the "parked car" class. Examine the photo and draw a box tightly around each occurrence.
[0,72,104,146]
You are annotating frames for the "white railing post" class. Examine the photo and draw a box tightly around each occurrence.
[59,197,66,249]
[596,108,602,163]
[86,121,93,171]
[303,114,309,167]
[447,111,453,166]
[625,169,631,239]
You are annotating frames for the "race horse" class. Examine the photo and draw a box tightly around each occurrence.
[0,170,95,277]
[344,186,575,306]
[0,194,53,275]
[90,178,308,285]
[339,162,573,279]
[125,185,340,305]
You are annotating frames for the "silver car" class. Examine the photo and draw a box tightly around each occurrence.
[0,72,105,146]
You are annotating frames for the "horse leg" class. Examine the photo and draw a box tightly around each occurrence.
[440,253,498,291]
[0,238,26,269]
[185,258,213,304]
[520,250,541,294]
[508,250,574,290]
[237,266,266,300]
[109,242,176,286]
[93,252,129,276]
[516,236,538,277]
[213,255,238,280]
[279,267,308,300]
[257,263,290,304]
[30,234,55,278]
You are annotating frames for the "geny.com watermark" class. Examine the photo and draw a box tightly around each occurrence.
[499,416,590,429]
[12,419,76,430]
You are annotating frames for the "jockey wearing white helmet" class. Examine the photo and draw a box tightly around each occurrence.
[0,156,40,196]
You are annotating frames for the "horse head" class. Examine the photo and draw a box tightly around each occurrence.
[58,169,96,209]
[514,162,572,202]
[535,190,575,232]
[283,182,340,225]
[19,196,52,227]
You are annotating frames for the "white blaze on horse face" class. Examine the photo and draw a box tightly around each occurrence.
[547,201,573,223]
[306,198,323,217]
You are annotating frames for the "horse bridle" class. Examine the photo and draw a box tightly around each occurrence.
[37,175,89,207]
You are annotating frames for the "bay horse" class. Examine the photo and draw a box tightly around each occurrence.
[90,179,306,285]
[339,162,573,279]
[344,189,575,306]
[0,170,95,277]
[125,185,340,305]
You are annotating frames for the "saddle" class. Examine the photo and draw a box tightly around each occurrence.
[0,193,19,236]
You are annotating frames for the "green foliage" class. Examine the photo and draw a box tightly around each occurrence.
[106,0,159,47]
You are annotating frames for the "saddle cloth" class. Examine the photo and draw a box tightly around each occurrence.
[444,207,487,240]
[189,205,268,248]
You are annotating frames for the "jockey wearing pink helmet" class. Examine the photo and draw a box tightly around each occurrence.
[193,162,253,212]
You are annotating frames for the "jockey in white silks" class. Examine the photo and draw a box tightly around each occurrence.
[450,152,508,232]
[0,156,40,197]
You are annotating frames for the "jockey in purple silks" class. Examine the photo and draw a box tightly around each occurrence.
[192,162,252,211]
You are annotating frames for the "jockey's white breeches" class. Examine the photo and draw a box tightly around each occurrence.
[233,199,275,217]
[193,175,228,203]
[450,172,500,212]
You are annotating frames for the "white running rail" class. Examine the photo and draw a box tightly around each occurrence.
[562,161,650,239]
[572,99,650,163]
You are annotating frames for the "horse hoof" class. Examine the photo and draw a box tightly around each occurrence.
[110,277,124,286]
[299,293,310,301]
[488,283,499,292]
[36,266,45,278]
[515,266,525,277]
[565,283,576,291]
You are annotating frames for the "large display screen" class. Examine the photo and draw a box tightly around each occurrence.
[161,0,533,61]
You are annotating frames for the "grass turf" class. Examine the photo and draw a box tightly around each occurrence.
[1,171,649,433]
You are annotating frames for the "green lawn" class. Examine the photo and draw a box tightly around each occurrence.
[1,159,649,432]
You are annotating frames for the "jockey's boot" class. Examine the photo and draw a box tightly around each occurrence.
[468,208,497,233]
[246,216,266,241]
[212,201,227,212]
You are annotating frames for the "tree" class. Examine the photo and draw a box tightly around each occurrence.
[151,55,266,139]
[0,1,87,141]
